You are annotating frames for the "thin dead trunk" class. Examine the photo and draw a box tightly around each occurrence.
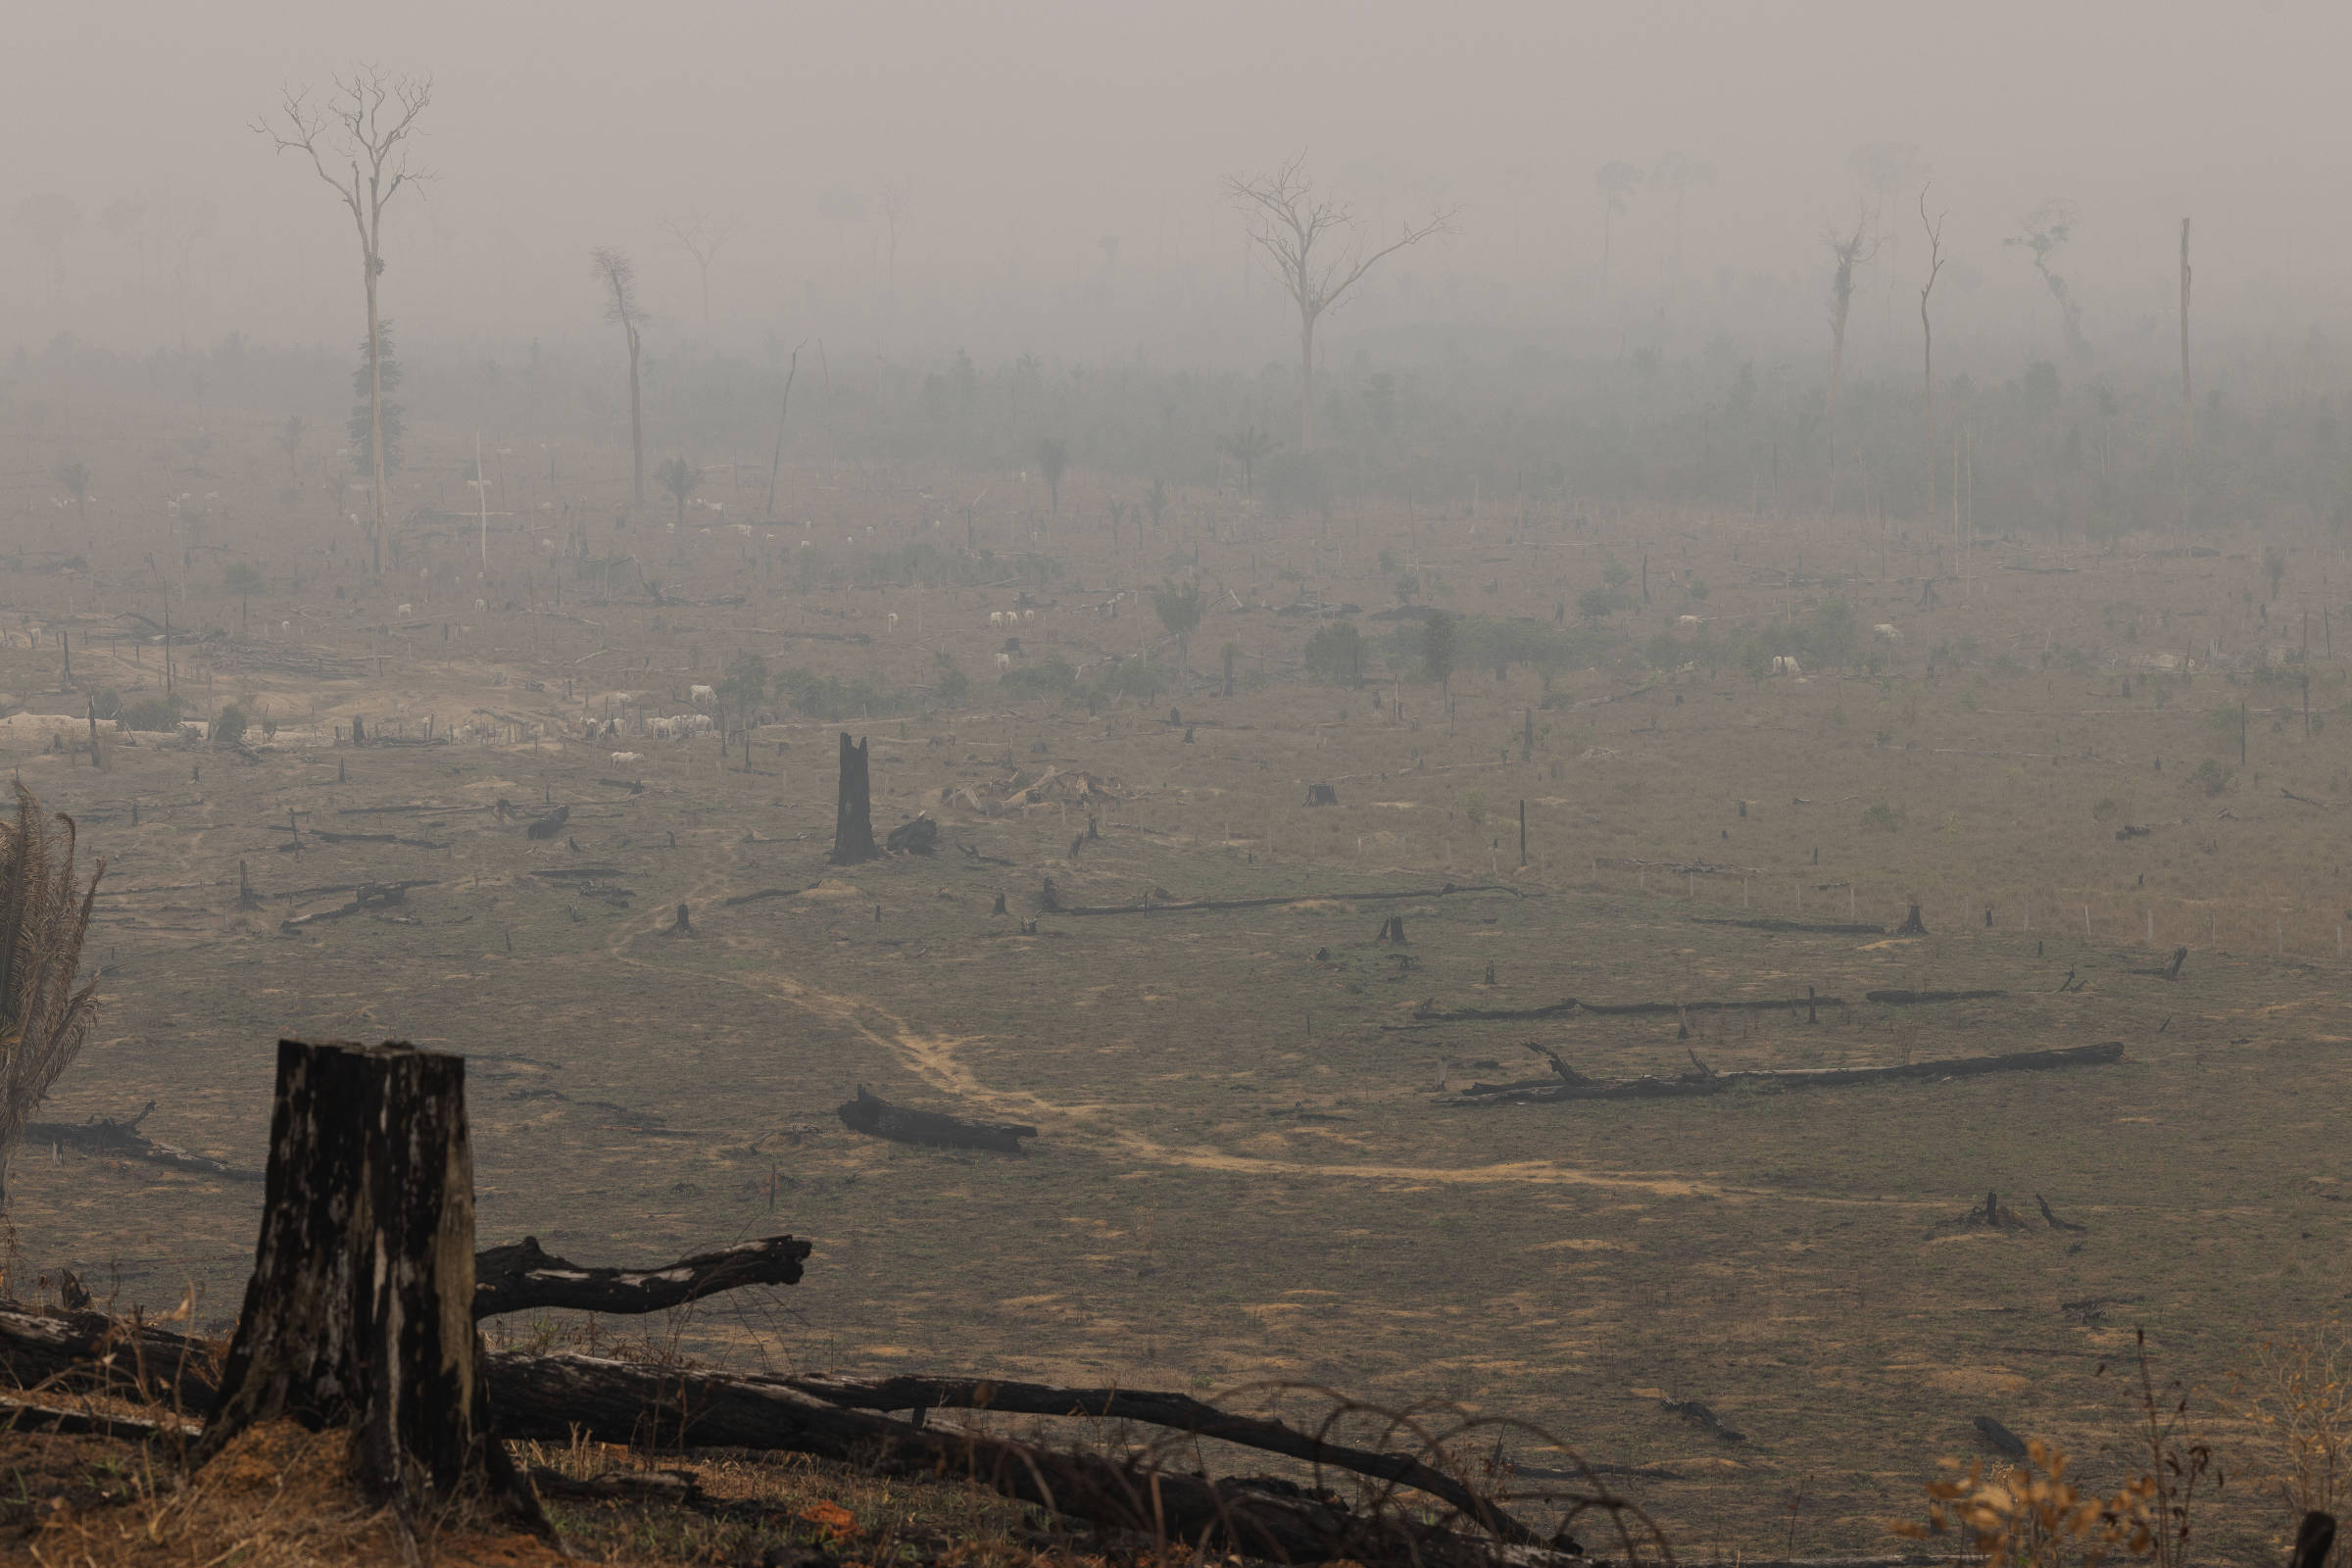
[626,321,644,506]
[2180,217,2193,448]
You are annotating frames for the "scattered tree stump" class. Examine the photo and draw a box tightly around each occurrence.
[1305,782,1339,807]
[884,815,938,856]
[666,903,693,936]
[1377,914,1408,944]
[198,1040,539,1525]
[829,732,879,865]
[1895,903,1928,936]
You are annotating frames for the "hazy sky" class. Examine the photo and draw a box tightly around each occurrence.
[10,1,2352,363]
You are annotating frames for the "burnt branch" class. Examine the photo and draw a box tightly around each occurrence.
[473,1234,809,1320]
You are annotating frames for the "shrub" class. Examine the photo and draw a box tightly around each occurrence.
[2193,759,2233,797]
[121,694,183,733]
[1303,621,1364,686]
[2090,798,2121,822]
[1000,654,1079,701]
[212,705,249,746]
[1861,803,1905,833]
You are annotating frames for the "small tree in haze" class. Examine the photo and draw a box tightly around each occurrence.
[54,463,88,523]
[278,415,305,480]
[255,68,431,575]
[658,457,704,531]
[1424,612,1457,704]
[1152,578,1203,673]
[347,322,406,481]
[1036,437,1069,516]
[592,246,648,505]
[1218,425,1273,496]
[1225,156,1453,450]
[224,562,265,633]
[1147,477,1168,533]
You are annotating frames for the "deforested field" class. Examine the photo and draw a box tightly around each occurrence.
[7,402,2351,1555]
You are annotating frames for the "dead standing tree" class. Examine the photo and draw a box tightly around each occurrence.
[2179,217,2194,447]
[831,732,879,864]
[2008,199,2086,360]
[1225,156,1454,451]
[255,68,431,575]
[591,246,648,506]
[1822,211,1878,513]
[1918,186,1948,520]
[0,785,104,1212]
[657,207,740,326]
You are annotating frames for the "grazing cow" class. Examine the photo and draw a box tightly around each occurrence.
[994,652,1012,669]
[1873,622,1902,642]
[887,612,899,632]
[990,611,1005,627]
[1023,609,1036,622]
[690,683,715,705]
[1678,614,1703,627]
[1771,655,1802,677]
[611,751,642,763]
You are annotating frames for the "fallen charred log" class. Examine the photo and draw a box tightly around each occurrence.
[1052,881,1523,917]
[278,880,436,931]
[489,1352,1589,1566]
[1690,916,1886,937]
[0,1311,1625,1567]
[1863,989,2007,1005]
[1398,993,1844,1027]
[474,1235,810,1320]
[24,1102,261,1182]
[782,1372,1537,1544]
[837,1086,1036,1153]
[1451,1042,2125,1103]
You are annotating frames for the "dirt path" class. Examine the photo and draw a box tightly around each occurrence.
[599,906,1939,1207]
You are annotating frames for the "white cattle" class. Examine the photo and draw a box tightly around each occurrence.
[1023,609,1036,622]
[1771,655,1802,677]
[994,652,1012,669]
[1677,614,1702,627]
[1872,623,1902,642]
[397,604,414,616]
[689,683,716,705]
[990,611,1005,627]
[611,751,642,763]
[887,612,900,632]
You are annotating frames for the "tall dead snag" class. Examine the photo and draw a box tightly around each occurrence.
[254,70,431,574]
[2179,217,2193,447]
[1919,187,1947,520]
[0,784,105,1212]
[830,732,878,864]
[1822,212,1878,513]
[1225,156,1453,451]
[199,1040,536,1525]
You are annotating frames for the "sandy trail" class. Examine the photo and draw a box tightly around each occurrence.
[600,909,1941,1207]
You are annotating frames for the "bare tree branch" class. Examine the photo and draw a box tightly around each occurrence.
[253,67,431,573]
[1224,154,1455,450]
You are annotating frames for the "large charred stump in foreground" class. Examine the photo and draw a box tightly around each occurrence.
[830,732,879,864]
[198,1040,535,1524]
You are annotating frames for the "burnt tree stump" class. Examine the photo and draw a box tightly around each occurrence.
[830,732,879,864]
[198,1040,537,1524]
